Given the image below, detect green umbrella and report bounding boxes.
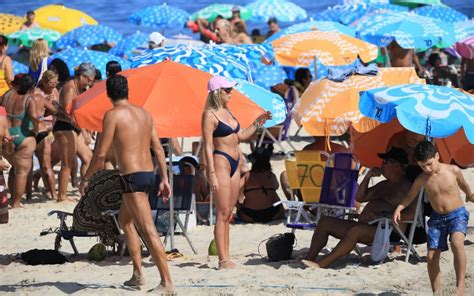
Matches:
[8,28,62,47]
[390,0,442,8]
[191,3,252,22]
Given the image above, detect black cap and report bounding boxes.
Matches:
[377,147,408,164]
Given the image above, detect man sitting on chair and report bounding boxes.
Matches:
[302,147,416,268]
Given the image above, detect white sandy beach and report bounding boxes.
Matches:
[0,127,473,296]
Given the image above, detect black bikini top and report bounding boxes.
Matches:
[212,111,240,138]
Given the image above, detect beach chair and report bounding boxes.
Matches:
[150,172,198,254]
[276,152,359,233]
[256,111,296,154]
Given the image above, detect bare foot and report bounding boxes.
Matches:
[218,259,237,270]
[148,282,174,294]
[123,273,145,288]
[301,259,321,269]
[11,202,24,209]
[57,196,76,203]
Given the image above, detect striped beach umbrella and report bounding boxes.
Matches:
[129,4,189,29]
[34,4,98,34]
[314,3,408,25]
[191,4,252,22]
[50,48,130,78]
[359,84,474,143]
[455,37,474,59]
[0,13,23,35]
[109,32,148,58]
[208,44,271,69]
[271,30,378,67]
[265,21,356,44]
[356,11,455,49]
[412,5,468,23]
[131,44,250,80]
[7,28,62,47]
[246,0,307,23]
[55,25,122,49]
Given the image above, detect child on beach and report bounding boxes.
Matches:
[393,141,474,295]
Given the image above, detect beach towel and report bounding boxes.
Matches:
[371,219,392,262]
[328,63,379,82]
[20,249,68,265]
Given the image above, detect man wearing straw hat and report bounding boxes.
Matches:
[80,75,173,292]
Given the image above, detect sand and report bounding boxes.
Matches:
[0,128,473,295]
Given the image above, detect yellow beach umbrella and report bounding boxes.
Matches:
[271,30,378,66]
[293,67,425,136]
[34,4,98,34]
[0,13,23,35]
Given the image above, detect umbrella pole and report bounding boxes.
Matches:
[384,47,391,67]
[168,140,175,250]
[313,57,317,80]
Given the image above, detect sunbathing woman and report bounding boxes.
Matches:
[1,74,39,208]
[54,63,94,202]
[202,76,271,269]
[237,145,284,223]
[32,70,59,199]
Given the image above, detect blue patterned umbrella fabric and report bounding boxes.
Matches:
[265,21,356,43]
[231,79,287,127]
[454,20,474,42]
[359,84,474,143]
[109,32,148,58]
[246,0,307,23]
[412,5,468,24]
[251,64,287,90]
[129,4,189,29]
[130,44,250,80]
[356,11,455,49]
[12,60,28,75]
[50,48,130,78]
[55,25,123,49]
[314,3,408,25]
[208,44,271,69]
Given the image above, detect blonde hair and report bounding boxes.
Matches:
[29,39,50,72]
[204,90,226,111]
[39,70,58,87]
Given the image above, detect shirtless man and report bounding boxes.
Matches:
[20,11,39,31]
[387,41,424,72]
[393,141,473,295]
[79,75,173,292]
[215,19,252,45]
[302,147,416,268]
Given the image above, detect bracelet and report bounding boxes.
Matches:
[253,120,263,129]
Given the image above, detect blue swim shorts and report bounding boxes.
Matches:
[427,206,470,251]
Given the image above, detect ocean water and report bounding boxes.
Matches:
[1,0,473,37]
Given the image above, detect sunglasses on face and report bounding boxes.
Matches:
[382,159,396,165]
[222,87,233,94]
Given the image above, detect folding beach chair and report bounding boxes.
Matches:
[150,171,198,254]
[256,110,296,154]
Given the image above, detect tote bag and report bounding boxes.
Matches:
[371,219,393,262]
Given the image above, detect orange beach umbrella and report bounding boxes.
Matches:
[271,30,379,67]
[293,67,425,136]
[73,61,264,138]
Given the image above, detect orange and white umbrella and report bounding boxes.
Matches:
[271,30,378,67]
[293,67,425,136]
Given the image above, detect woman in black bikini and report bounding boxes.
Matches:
[54,63,94,202]
[33,70,59,199]
[237,145,284,223]
[201,76,271,269]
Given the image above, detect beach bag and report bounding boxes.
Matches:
[264,232,296,262]
[371,219,393,262]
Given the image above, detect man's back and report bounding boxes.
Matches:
[108,103,154,174]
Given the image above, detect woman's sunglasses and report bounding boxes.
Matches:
[222,87,233,94]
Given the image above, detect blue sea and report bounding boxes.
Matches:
[1,0,473,37]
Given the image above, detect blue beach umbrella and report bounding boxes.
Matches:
[246,0,307,23]
[55,25,123,49]
[265,21,356,44]
[12,60,28,75]
[251,64,287,90]
[315,3,408,25]
[130,45,250,80]
[454,20,474,42]
[109,32,148,58]
[208,44,271,69]
[412,5,468,24]
[51,48,130,78]
[129,4,189,29]
[356,11,455,49]
[359,84,474,143]
[232,79,287,127]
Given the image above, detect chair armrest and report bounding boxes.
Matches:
[48,210,73,216]
[101,210,120,216]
